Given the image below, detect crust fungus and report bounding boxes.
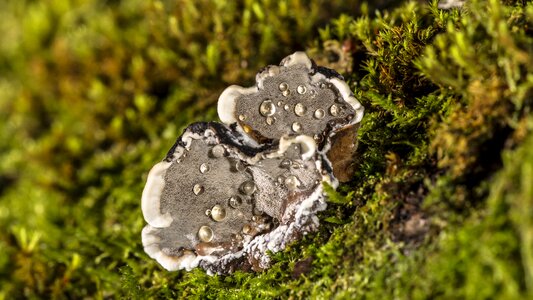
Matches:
[141,52,364,274]
[218,52,364,181]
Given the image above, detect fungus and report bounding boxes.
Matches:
[141,52,364,274]
[217,52,364,181]
[142,122,335,274]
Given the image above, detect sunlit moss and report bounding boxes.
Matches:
[0,0,532,298]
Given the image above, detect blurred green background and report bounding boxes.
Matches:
[0,0,532,298]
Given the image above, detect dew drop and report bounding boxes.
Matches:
[284,175,301,190]
[294,103,307,116]
[314,108,325,119]
[292,122,302,133]
[242,224,252,235]
[199,163,210,174]
[277,175,285,184]
[329,104,339,116]
[193,184,204,195]
[284,104,290,111]
[279,82,289,91]
[282,90,290,97]
[320,83,327,89]
[280,158,292,169]
[205,209,211,217]
[198,226,213,242]
[238,114,247,121]
[211,205,226,222]
[231,160,245,172]
[277,101,283,107]
[240,181,256,195]
[297,85,307,94]
[259,100,276,117]
[229,196,243,208]
[211,145,226,158]
[266,116,276,125]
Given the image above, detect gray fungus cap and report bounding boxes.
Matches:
[218,52,364,181]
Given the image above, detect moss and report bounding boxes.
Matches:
[1,0,532,298]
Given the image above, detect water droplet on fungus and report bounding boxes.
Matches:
[260,100,276,117]
[198,226,213,242]
[193,184,204,195]
[294,103,307,116]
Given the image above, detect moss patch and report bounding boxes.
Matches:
[0,0,532,298]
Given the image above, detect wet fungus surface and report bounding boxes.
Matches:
[141,52,364,274]
[221,54,362,142]
[218,52,364,181]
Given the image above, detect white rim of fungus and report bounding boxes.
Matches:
[256,65,281,89]
[142,225,217,271]
[276,135,317,161]
[280,51,313,69]
[141,161,174,228]
[217,85,258,124]
[328,77,364,124]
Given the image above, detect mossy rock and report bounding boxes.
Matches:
[0,0,532,298]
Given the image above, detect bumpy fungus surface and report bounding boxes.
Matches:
[141,52,363,274]
[218,52,364,181]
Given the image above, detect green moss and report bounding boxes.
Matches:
[1,0,532,298]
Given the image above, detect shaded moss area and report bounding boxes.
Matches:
[0,0,532,298]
